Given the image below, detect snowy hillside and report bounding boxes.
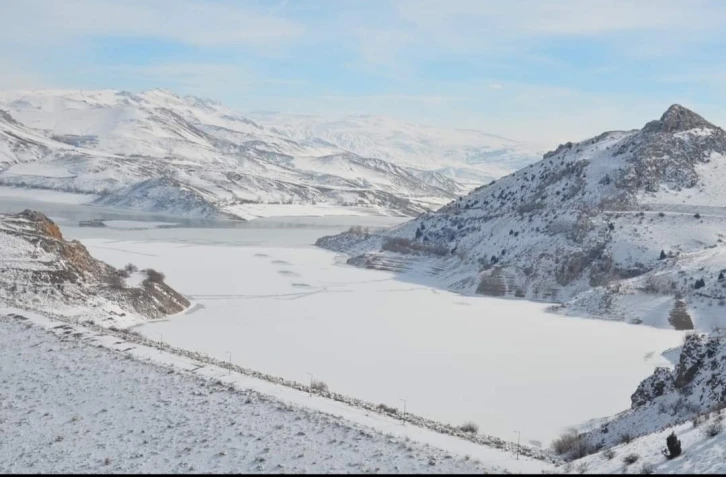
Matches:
[543,330,726,474]
[249,111,543,186]
[0,210,189,325]
[317,105,726,331]
[0,88,522,219]
[0,313,547,474]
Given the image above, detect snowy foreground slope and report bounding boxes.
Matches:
[0,312,550,473]
[318,104,726,331]
[544,331,726,473]
[0,89,537,219]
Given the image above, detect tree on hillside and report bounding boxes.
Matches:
[695,278,706,290]
[662,432,682,459]
[659,250,667,260]
[719,271,725,282]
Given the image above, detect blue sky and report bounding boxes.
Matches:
[1,0,725,146]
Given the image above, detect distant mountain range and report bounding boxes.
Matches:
[0,89,541,219]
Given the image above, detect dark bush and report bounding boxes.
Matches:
[124,263,138,273]
[376,403,398,415]
[551,429,594,459]
[661,432,681,459]
[705,422,722,438]
[143,268,165,285]
[459,422,479,434]
[623,453,639,465]
[310,379,328,393]
[107,274,125,290]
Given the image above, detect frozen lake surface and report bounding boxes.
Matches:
[52,215,685,447]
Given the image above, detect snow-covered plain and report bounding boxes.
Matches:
[66,220,685,447]
[0,314,534,474]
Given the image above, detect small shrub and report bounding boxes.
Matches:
[694,212,701,219]
[124,263,138,273]
[143,268,165,285]
[692,415,702,428]
[552,429,580,455]
[640,462,654,474]
[459,421,479,434]
[107,274,125,290]
[619,433,632,444]
[348,225,370,236]
[552,429,594,459]
[376,403,398,415]
[705,421,722,438]
[602,448,616,460]
[310,379,328,393]
[623,453,639,465]
[576,462,589,474]
[116,268,131,278]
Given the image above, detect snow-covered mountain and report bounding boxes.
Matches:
[0,89,534,220]
[248,111,543,186]
[317,104,726,330]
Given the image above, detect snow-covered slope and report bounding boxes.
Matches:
[546,331,726,474]
[0,89,502,219]
[0,314,544,474]
[248,111,543,185]
[317,105,726,331]
[0,210,189,325]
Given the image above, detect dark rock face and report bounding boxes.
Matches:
[0,210,189,321]
[631,367,674,408]
[643,104,719,134]
[631,333,726,409]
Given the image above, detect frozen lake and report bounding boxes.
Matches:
[38,211,684,448]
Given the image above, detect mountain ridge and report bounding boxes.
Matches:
[0,88,541,220]
[317,104,726,331]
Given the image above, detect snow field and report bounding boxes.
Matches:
[79,232,684,446]
[0,312,548,473]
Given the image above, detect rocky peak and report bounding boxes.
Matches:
[643,104,718,134]
[0,109,20,126]
[17,209,63,240]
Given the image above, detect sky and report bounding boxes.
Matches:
[1,0,725,146]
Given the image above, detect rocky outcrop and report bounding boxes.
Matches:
[643,104,719,134]
[0,210,189,324]
[627,332,719,410]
